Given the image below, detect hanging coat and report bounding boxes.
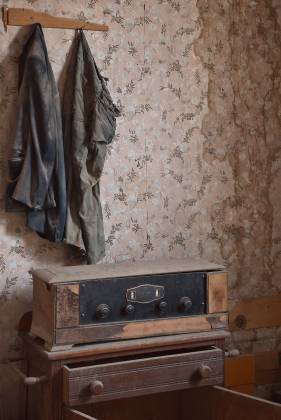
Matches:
[6,24,66,242]
[62,31,120,263]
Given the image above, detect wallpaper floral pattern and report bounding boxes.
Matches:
[0,0,281,394]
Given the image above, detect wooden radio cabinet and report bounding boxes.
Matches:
[30,258,228,350]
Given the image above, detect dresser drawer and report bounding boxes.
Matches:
[63,346,223,406]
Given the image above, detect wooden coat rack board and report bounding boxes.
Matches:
[2,7,109,32]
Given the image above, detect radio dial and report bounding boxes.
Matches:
[157,301,168,312]
[95,304,111,319]
[124,304,135,315]
[179,296,192,312]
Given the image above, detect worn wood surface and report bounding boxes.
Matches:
[65,386,281,420]
[182,386,281,420]
[23,334,281,420]
[76,391,182,420]
[0,361,27,420]
[229,384,256,395]
[229,294,281,330]
[224,355,255,387]
[32,258,224,284]
[31,259,227,347]
[224,351,281,391]
[63,347,223,406]
[64,407,97,420]
[31,278,55,345]
[24,330,229,361]
[26,346,62,420]
[55,314,228,346]
[3,7,108,31]
[56,285,79,328]
[208,272,228,313]
[255,351,281,385]
[23,332,228,420]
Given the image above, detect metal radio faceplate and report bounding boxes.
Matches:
[79,272,207,325]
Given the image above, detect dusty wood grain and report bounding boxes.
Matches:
[63,347,223,405]
[224,354,255,387]
[229,384,256,395]
[55,314,228,346]
[255,351,281,385]
[225,352,281,388]
[0,362,27,420]
[32,258,224,284]
[255,350,280,371]
[78,391,182,420]
[56,284,79,328]
[229,294,281,330]
[32,259,227,347]
[24,330,229,361]
[23,332,228,420]
[208,272,228,313]
[181,386,281,420]
[26,347,62,420]
[5,8,108,31]
[64,407,97,420]
[31,278,55,345]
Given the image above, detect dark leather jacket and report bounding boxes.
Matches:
[6,24,66,242]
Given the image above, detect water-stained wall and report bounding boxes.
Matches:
[196,0,281,355]
[0,0,281,413]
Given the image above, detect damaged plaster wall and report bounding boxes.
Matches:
[196,0,281,355]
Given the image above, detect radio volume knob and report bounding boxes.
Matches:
[124,304,135,315]
[157,301,168,312]
[179,296,192,312]
[95,304,111,319]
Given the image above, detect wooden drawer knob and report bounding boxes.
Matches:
[89,380,104,395]
[198,364,212,379]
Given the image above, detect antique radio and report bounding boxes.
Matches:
[31,258,228,350]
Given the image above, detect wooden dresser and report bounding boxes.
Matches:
[21,330,281,420]
[15,259,281,419]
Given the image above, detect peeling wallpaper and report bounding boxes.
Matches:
[196,0,281,354]
[0,0,281,367]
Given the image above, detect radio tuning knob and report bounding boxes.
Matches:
[157,301,168,312]
[124,304,135,315]
[179,296,192,312]
[95,304,111,319]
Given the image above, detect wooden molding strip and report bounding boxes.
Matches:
[2,7,108,32]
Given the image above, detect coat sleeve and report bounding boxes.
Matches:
[8,26,57,211]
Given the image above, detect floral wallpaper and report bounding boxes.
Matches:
[0,0,281,409]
